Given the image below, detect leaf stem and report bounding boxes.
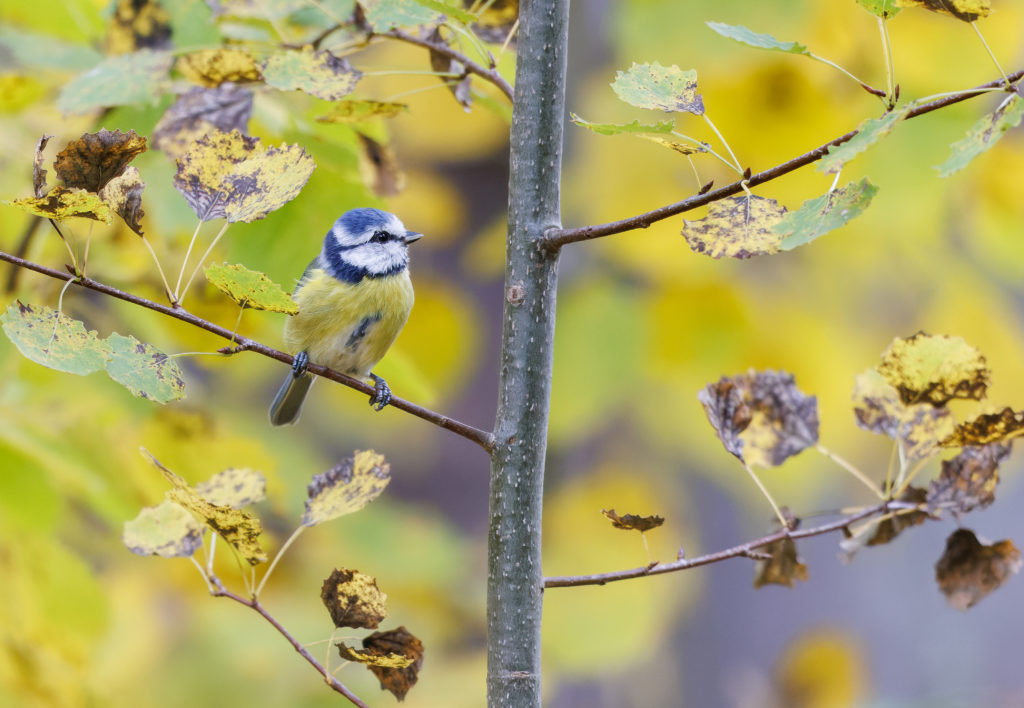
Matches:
[180,222,231,303]
[971,22,1010,88]
[701,114,742,173]
[878,17,896,106]
[255,525,306,598]
[742,462,789,528]
[141,236,177,304]
[816,444,885,499]
[175,220,204,301]
[808,51,884,101]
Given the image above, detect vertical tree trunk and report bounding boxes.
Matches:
[487,0,571,705]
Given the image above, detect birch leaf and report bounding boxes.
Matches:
[877,333,988,407]
[936,529,1020,610]
[302,450,391,526]
[321,568,387,629]
[123,500,203,558]
[0,302,110,375]
[176,48,262,87]
[683,195,788,259]
[819,106,911,174]
[204,262,298,313]
[774,178,878,251]
[611,62,704,115]
[57,49,172,115]
[104,333,185,403]
[262,47,362,100]
[705,22,810,55]
[937,94,1024,177]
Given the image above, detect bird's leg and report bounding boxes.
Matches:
[368,373,392,411]
[291,350,309,378]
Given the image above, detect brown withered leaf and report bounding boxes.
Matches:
[867,486,929,546]
[106,0,172,55]
[469,0,518,44]
[699,371,819,468]
[697,378,751,459]
[935,528,1020,610]
[356,132,405,197]
[897,0,990,21]
[942,407,1024,447]
[754,536,808,589]
[362,626,424,701]
[927,444,1010,514]
[34,134,53,198]
[336,642,415,668]
[55,129,148,193]
[428,28,471,112]
[601,508,664,532]
[320,568,387,629]
[152,84,254,161]
[682,195,789,259]
[99,165,146,235]
[177,48,262,87]
[876,333,989,407]
[852,369,955,461]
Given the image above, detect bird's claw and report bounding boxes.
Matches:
[291,350,309,377]
[369,374,391,411]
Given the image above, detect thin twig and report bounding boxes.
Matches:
[544,502,890,588]
[0,250,497,452]
[545,68,1024,248]
[380,27,514,100]
[211,584,369,708]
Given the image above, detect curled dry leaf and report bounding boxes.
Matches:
[935,528,1020,610]
[601,508,664,532]
[942,407,1024,447]
[428,28,471,112]
[55,129,148,193]
[33,134,52,197]
[927,444,1010,515]
[877,332,988,407]
[357,132,405,197]
[699,370,819,468]
[682,195,788,259]
[840,487,929,561]
[321,568,387,629]
[361,626,424,701]
[99,165,146,235]
[335,642,414,668]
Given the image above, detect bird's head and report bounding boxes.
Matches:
[321,208,422,283]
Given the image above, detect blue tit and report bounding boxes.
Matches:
[269,208,421,426]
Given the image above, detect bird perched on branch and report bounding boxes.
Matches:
[269,208,421,426]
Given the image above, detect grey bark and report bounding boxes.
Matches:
[487,0,571,705]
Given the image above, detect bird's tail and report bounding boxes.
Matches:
[269,371,314,426]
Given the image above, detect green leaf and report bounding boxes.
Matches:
[104,333,185,403]
[818,106,911,174]
[570,113,675,136]
[0,302,110,375]
[856,0,903,18]
[262,47,362,101]
[774,178,878,250]
[303,450,391,526]
[0,28,104,71]
[123,499,204,558]
[611,62,704,115]
[204,262,299,313]
[362,0,443,30]
[705,22,810,55]
[56,49,172,115]
[317,100,409,123]
[195,468,267,508]
[414,0,475,24]
[937,93,1024,177]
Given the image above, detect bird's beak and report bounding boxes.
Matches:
[404,230,423,244]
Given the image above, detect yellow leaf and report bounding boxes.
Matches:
[4,186,112,223]
[876,332,988,407]
[177,48,262,88]
[601,508,665,532]
[302,450,391,526]
[897,0,990,21]
[682,195,788,259]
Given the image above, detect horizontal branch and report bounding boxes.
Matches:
[543,501,891,588]
[213,585,369,708]
[0,249,496,452]
[546,69,1024,248]
[381,28,514,101]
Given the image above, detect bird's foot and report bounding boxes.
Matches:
[291,350,309,378]
[369,373,392,411]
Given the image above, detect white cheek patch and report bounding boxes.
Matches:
[342,241,408,275]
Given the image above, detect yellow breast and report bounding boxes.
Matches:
[283,268,415,377]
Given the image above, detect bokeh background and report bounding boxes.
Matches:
[1,0,1023,706]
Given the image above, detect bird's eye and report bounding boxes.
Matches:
[370,230,390,243]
